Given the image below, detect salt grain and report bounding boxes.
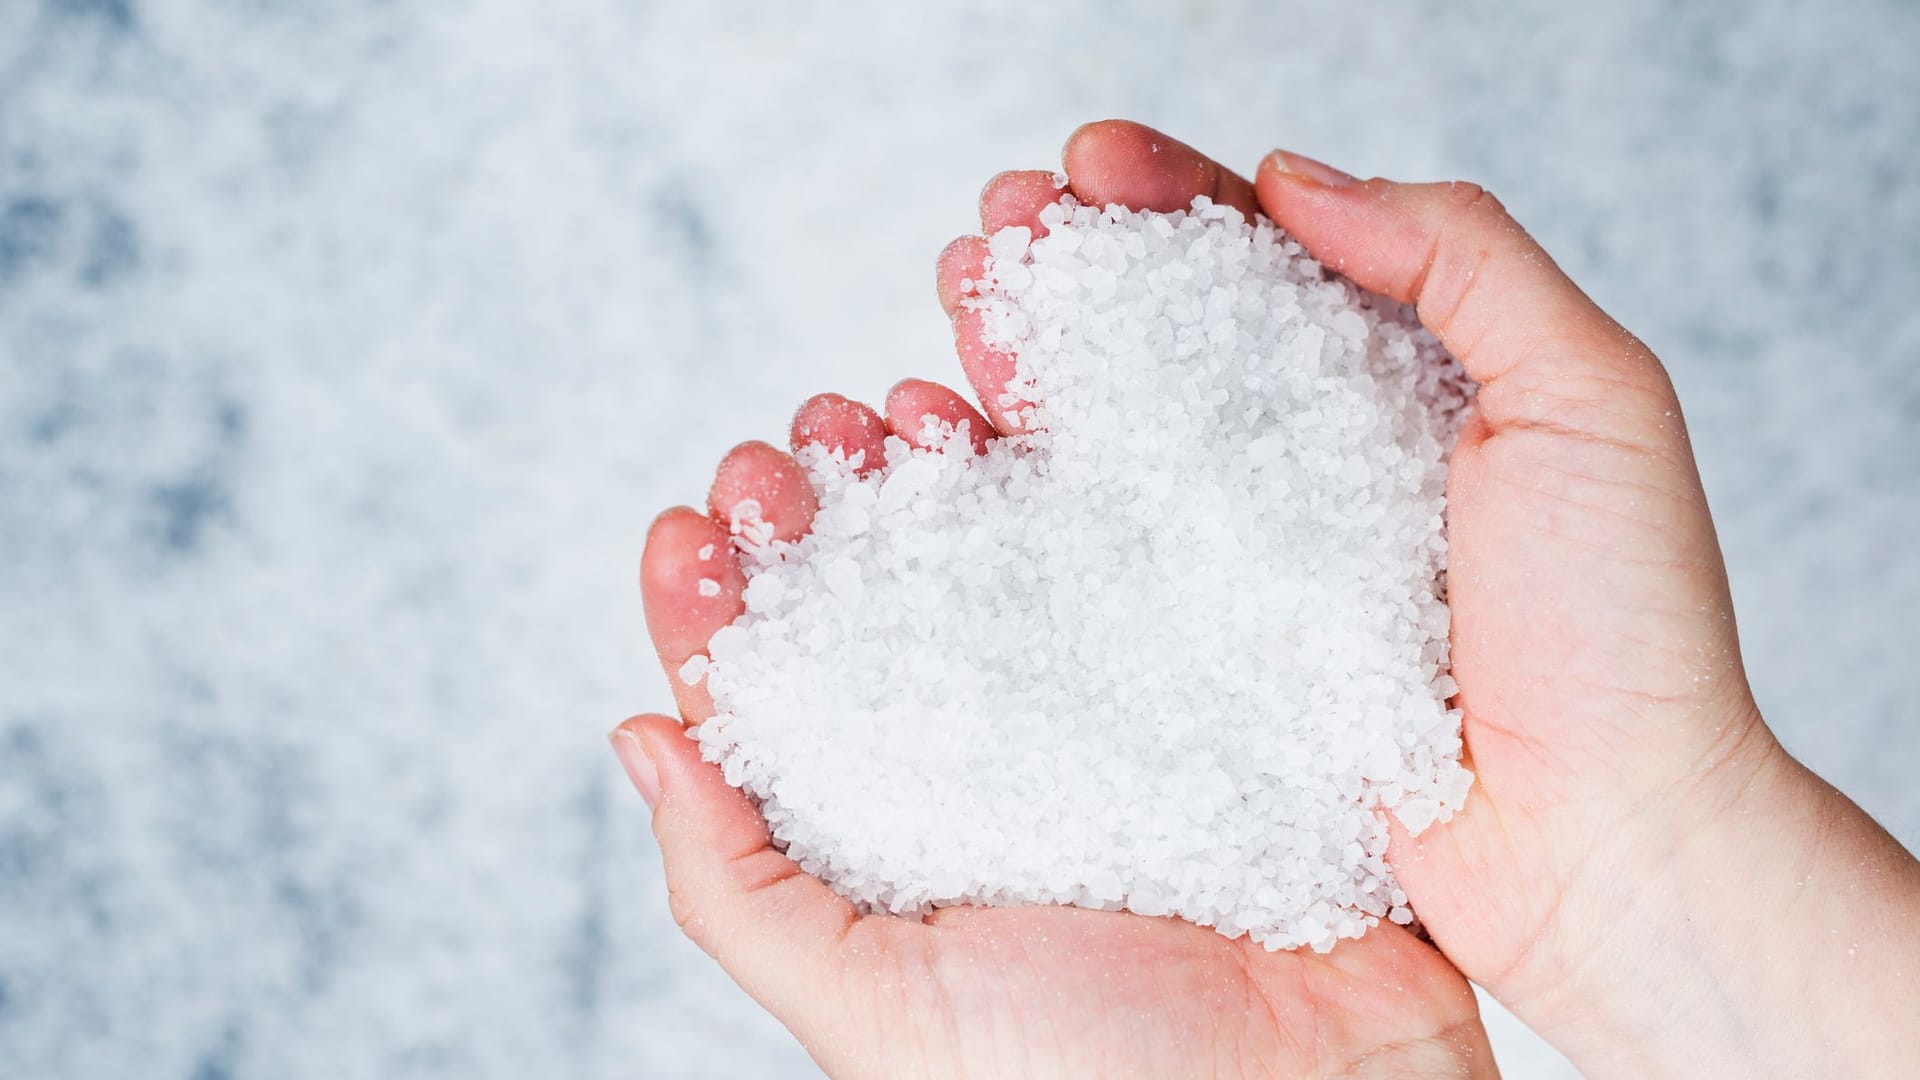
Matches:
[695,196,1475,952]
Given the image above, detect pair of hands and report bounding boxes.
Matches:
[614,121,1920,1078]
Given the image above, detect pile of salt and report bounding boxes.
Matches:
[686,195,1474,952]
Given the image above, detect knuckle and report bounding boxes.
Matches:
[666,883,715,954]
[1438,180,1504,223]
[1413,182,1518,340]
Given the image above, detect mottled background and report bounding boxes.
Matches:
[2,1,1915,1076]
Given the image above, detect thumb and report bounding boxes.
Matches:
[1254,152,1681,448]
[610,715,860,1026]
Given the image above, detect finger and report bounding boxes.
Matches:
[884,378,993,454]
[1252,151,1679,441]
[950,309,1028,435]
[935,234,987,317]
[640,507,743,722]
[938,167,1065,318]
[790,392,889,475]
[611,714,860,1027]
[935,237,1033,435]
[938,168,1065,318]
[1062,119,1258,218]
[941,165,1084,435]
[706,440,818,544]
[979,168,1065,236]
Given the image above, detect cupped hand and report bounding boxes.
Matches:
[617,121,1920,1079]
[930,122,1920,1078]
[615,140,1497,1077]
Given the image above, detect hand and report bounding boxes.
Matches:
[617,120,1920,1078]
[951,122,1920,1076]
[615,129,1501,1078]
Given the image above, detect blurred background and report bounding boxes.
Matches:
[2,1,1915,1076]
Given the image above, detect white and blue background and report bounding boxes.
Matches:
[2,1,1915,1076]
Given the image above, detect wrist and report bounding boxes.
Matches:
[1515,728,1920,1077]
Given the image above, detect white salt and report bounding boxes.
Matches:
[695,196,1475,952]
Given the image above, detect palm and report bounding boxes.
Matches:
[817,905,1482,1078]
[1387,388,1768,1000]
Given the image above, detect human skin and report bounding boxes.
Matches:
[614,120,1920,1078]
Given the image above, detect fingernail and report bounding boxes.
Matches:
[609,727,660,809]
[1266,149,1358,188]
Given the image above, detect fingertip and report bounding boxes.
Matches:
[1257,148,1361,191]
[1253,149,1297,192]
[628,707,683,736]
[885,377,993,454]
[790,392,889,475]
[1253,150,1365,237]
[708,440,819,543]
[978,169,1066,236]
[628,712,748,822]
[610,714,675,808]
[623,712,698,789]
[1062,118,1257,218]
[936,235,989,315]
[644,502,694,547]
[641,506,740,599]
[1062,118,1134,165]
[1061,118,1152,207]
[640,508,743,722]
